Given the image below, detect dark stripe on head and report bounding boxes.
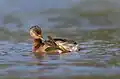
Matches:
[29,25,42,35]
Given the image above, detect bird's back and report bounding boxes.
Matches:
[45,38,80,52]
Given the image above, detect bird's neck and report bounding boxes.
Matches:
[32,39,43,52]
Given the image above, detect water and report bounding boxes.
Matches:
[0,0,120,79]
[0,28,120,79]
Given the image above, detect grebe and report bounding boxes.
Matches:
[29,25,80,56]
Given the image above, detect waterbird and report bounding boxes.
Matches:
[29,25,80,56]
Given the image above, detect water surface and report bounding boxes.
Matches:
[0,0,120,79]
[0,28,120,79]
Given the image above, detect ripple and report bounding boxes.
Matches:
[0,38,120,78]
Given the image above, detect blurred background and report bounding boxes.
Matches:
[0,0,120,42]
[0,0,120,79]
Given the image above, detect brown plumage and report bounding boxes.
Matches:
[29,25,80,56]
